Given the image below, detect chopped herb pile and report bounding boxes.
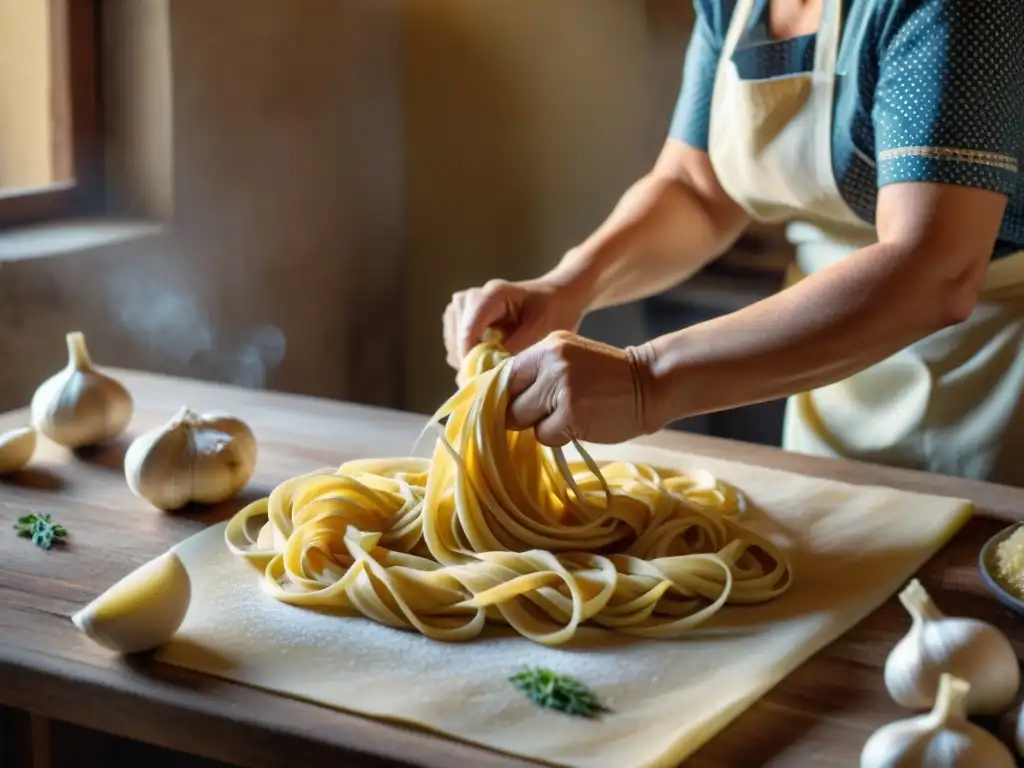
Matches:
[509,666,608,718]
[14,513,68,550]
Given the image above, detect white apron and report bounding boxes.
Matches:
[706,0,1024,486]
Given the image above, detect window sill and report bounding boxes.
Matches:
[0,217,164,262]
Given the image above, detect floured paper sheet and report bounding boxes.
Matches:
[156,442,972,768]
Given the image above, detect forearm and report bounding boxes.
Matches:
[641,240,977,427]
[544,172,747,312]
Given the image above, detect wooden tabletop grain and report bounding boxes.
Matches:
[2,369,1024,768]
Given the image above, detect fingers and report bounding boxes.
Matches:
[442,298,461,370]
[443,304,454,368]
[507,377,574,447]
[443,280,517,371]
[532,412,574,447]
[507,380,556,434]
[512,378,574,447]
[506,340,547,397]
[507,346,551,424]
[506,339,575,447]
[500,323,537,357]
[459,280,511,358]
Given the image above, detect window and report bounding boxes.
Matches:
[0,0,102,229]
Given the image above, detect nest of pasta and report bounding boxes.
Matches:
[225,333,793,645]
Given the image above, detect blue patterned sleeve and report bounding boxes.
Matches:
[873,0,1024,196]
[667,0,726,152]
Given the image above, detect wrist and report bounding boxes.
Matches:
[542,246,605,314]
[624,340,670,435]
[626,331,695,434]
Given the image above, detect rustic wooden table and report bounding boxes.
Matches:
[2,370,1024,768]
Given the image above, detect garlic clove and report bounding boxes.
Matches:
[30,331,133,448]
[125,421,195,511]
[862,674,1016,767]
[188,413,257,504]
[71,551,191,654]
[0,426,37,475]
[884,579,1020,715]
[124,406,258,511]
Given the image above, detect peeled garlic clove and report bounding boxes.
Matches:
[861,674,1015,767]
[71,551,191,654]
[124,406,258,511]
[884,579,1019,715]
[31,331,133,448]
[0,426,37,475]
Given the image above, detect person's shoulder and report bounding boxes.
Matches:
[869,0,1024,46]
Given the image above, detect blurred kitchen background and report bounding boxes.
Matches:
[0,0,793,447]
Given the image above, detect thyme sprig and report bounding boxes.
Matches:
[509,666,609,718]
[14,513,68,550]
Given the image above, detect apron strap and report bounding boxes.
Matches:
[813,0,843,78]
[721,0,757,62]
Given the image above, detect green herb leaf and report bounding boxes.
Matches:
[14,513,68,551]
[509,666,608,718]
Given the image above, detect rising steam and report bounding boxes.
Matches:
[105,262,286,389]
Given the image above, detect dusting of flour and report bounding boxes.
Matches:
[157,442,972,768]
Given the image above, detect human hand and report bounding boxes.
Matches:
[442,278,587,370]
[505,331,660,447]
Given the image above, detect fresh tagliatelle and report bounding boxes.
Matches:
[224,332,793,646]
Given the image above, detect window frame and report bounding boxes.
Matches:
[0,0,103,230]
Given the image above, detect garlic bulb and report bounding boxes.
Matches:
[861,674,1015,767]
[0,426,36,475]
[884,579,1019,715]
[30,331,133,448]
[124,406,257,511]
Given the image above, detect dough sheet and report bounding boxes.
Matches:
[156,441,972,767]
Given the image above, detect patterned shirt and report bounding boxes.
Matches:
[669,0,1024,257]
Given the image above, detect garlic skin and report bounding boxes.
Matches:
[884,579,1019,715]
[861,674,1015,767]
[30,331,133,448]
[71,551,191,654]
[124,406,257,511]
[0,427,37,475]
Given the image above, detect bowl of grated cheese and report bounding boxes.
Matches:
[979,523,1024,617]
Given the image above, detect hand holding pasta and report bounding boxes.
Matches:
[225,331,793,646]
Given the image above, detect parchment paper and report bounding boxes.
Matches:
[155,442,972,767]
